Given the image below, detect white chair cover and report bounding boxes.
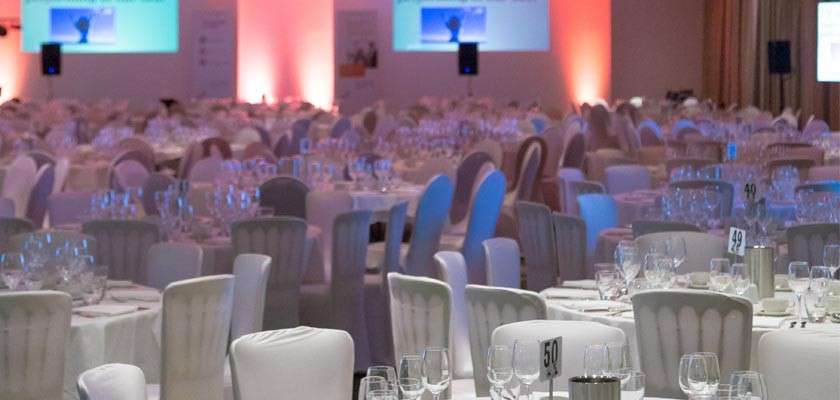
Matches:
[82,220,161,284]
[604,165,652,195]
[26,164,55,228]
[388,272,451,365]
[515,201,559,291]
[158,276,235,400]
[47,191,93,227]
[230,327,354,400]
[635,231,726,273]
[460,170,506,284]
[758,329,840,400]
[492,320,626,392]
[258,176,309,219]
[482,238,520,288]
[230,254,271,342]
[77,363,147,400]
[0,291,71,400]
[632,290,753,398]
[405,175,454,277]
[1,155,37,218]
[553,213,588,281]
[189,157,224,184]
[557,168,585,214]
[465,285,546,396]
[434,251,472,379]
[450,151,495,227]
[53,157,70,193]
[305,190,353,282]
[786,223,840,267]
[145,242,204,291]
[577,194,618,261]
[0,198,14,218]
[231,217,309,330]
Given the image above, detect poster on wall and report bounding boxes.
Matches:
[192,9,235,99]
[335,10,379,115]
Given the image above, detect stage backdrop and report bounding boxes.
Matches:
[335,10,379,114]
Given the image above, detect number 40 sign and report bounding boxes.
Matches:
[539,336,562,382]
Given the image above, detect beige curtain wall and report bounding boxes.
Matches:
[704,0,839,129]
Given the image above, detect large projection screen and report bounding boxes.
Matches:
[818,1,840,82]
[21,0,179,53]
[393,0,549,52]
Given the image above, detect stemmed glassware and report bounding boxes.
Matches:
[709,258,733,293]
[513,340,540,400]
[583,344,609,376]
[667,237,687,271]
[595,269,621,301]
[788,261,811,322]
[486,345,514,400]
[823,244,840,279]
[679,352,720,398]
[810,266,832,318]
[615,241,642,290]
[398,354,425,400]
[730,263,751,297]
[621,371,646,400]
[422,347,450,400]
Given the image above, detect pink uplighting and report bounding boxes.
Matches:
[551,0,612,105]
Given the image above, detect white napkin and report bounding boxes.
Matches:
[110,289,161,302]
[74,304,139,318]
[753,316,786,329]
[542,288,600,300]
[561,280,597,290]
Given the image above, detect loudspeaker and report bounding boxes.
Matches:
[41,43,61,76]
[458,43,478,76]
[767,40,791,74]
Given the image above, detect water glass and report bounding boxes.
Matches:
[513,340,540,400]
[789,261,811,322]
[367,365,397,391]
[678,352,720,397]
[620,371,645,400]
[366,389,398,400]
[615,241,641,287]
[667,237,687,271]
[422,347,450,400]
[398,378,424,400]
[731,263,751,297]
[823,244,840,278]
[358,376,388,400]
[583,344,609,376]
[729,371,768,400]
[596,269,621,301]
[1,252,26,291]
[486,345,514,399]
[709,258,733,293]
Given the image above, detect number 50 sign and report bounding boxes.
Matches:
[539,337,562,382]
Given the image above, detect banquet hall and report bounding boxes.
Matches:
[0,0,839,399]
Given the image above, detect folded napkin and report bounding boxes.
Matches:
[542,288,600,300]
[107,280,135,288]
[561,280,597,290]
[74,304,139,318]
[753,316,786,329]
[110,289,161,303]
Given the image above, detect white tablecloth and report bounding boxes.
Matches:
[0,160,110,191]
[64,285,162,400]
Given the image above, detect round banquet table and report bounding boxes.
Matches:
[541,287,840,371]
[63,284,162,400]
[460,394,674,400]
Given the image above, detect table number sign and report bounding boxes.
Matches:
[728,227,747,257]
[744,182,758,201]
[539,336,562,399]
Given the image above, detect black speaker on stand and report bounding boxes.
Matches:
[41,43,61,100]
[458,42,478,97]
[767,40,791,112]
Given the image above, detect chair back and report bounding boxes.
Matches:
[387,272,451,366]
[305,190,353,282]
[200,137,233,159]
[638,119,664,146]
[786,223,840,266]
[492,320,625,392]
[0,217,36,253]
[47,191,93,227]
[553,213,588,282]
[145,242,204,291]
[541,125,566,178]
[405,175,454,277]
[330,210,372,371]
[241,142,276,163]
[450,151,494,226]
[380,201,408,282]
[757,329,840,400]
[472,139,503,168]
[795,180,840,194]
[77,364,147,400]
[1,155,37,218]
[461,170,506,284]
[604,165,651,195]
[632,290,753,398]
[577,194,618,258]
[670,179,735,218]
[635,231,726,273]
[482,238,520,288]
[82,220,161,284]
[259,176,310,219]
[515,201,559,291]
[666,158,716,176]
[0,198,14,218]
[231,217,309,329]
[568,180,606,214]
[188,157,224,184]
[465,285,546,396]
[272,135,292,158]
[0,291,71,400]
[512,139,544,202]
[632,220,702,238]
[117,137,156,167]
[434,251,472,379]
[161,276,235,400]
[560,132,586,169]
[231,254,272,341]
[111,149,155,173]
[112,160,150,191]
[141,174,176,216]
[26,164,55,227]
[26,150,56,169]
[331,117,352,138]
[230,327,354,400]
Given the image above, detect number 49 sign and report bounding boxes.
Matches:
[539,336,562,382]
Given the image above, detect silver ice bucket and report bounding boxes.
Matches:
[568,376,620,400]
[746,245,775,299]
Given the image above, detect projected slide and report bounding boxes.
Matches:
[394,0,549,52]
[22,0,178,53]
[818,2,840,82]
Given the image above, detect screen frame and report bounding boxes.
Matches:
[817,1,840,82]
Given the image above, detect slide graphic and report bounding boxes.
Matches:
[421,7,486,44]
[50,8,116,45]
[818,2,840,82]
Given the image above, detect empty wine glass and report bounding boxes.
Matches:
[605,342,633,382]
[596,269,621,301]
[729,370,768,400]
[621,371,646,400]
[811,266,832,309]
[1,252,25,291]
[367,365,397,391]
[367,389,398,400]
[583,344,609,377]
[358,376,388,400]
[731,263,751,297]
[823,244,840,279]
[678,352,720,398]
[486,345,514,399]
[789,261,811,322]
[709,258,733,293]
[615,241,642,288]
[422,347,450,400]
[513,340,540,400]
[667,237,687,271]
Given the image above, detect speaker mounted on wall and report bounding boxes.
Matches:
[458,42,479,76]
[41,43,61,76]
[767,40,791,75]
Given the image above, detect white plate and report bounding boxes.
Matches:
[756,310,790,317]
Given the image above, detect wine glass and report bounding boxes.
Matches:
[667,237,687,271]
[621,371,646,400]
[605,342,632,382]
[788,261,811,322]
[709,258,732,293]
[358,376,388,400]
[486,345,514,399]
[729,370,768,400]
[731,263,751,297]
[398,354,425,400]
[1,252,26,291]
[643,253,666,288]
[367,390,398,400]
[596,269,620,301]
[422,347,450,400]
[678,352,720,398]
[810,266,832,316]
[513,340,540,400]
[823,244,840,279]
[367,365,397,391]
[583,344,609,376]
[615,241,641,288]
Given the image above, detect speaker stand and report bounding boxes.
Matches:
[45,76,55,101]
[775,73,788,113]
[466,76,474,98]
